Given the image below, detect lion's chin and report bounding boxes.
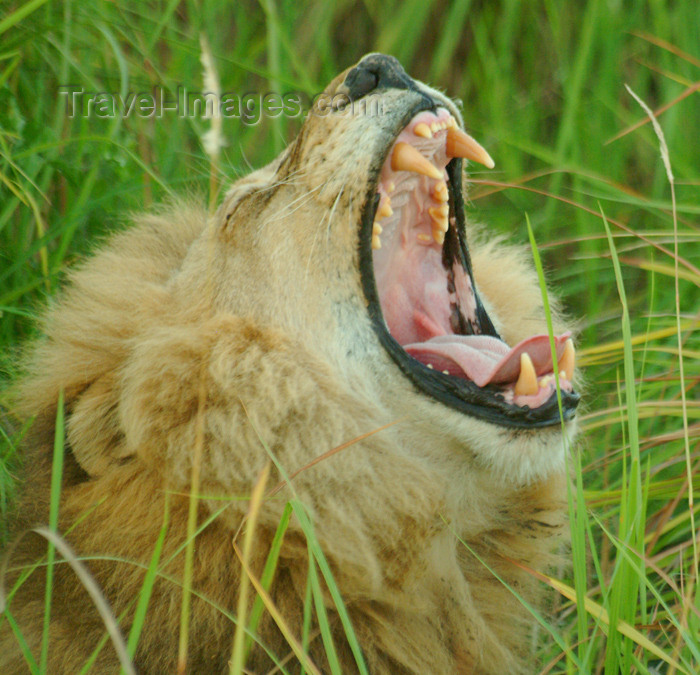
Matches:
[360,105,580,430]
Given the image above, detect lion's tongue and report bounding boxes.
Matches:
[404,332,571,386]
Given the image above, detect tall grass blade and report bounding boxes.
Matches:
[40,390,65,672]
[230,462,271,674]
[121,494,171,673]
[244,501,293,662]
[601,204,645,674]
[232,541,322,675]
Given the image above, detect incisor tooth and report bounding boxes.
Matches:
[377,199,393,219]
[445,127,495,169]
[391,143,443,179]
[514,353,538,396]
[371,234,381,250]
[417,233,432,242]
[414,122,432,138]
[373,222,383,236]
[430,122,439,133]
[559,338,575,382]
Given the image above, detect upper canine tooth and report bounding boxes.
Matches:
[559,339,575,382]
[414,122,432,138]
[391,142,443,180]
[514,353,538,396]
[445,127,495,169]
[377,199,393,219]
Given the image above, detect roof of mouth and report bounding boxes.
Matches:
[366,108,578,415]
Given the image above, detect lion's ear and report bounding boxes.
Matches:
[67,372,134,476]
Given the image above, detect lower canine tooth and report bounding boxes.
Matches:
[391,142,443,179]
[445,127,495,169]
[371,234,381,249]
[514,353,538,396]
[559,338,575,382]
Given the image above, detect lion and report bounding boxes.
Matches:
[0,53,579,674]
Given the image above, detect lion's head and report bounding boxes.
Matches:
[178,53,580,483]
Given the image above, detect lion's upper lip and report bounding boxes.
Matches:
[359,103,580,427]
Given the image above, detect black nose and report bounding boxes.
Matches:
[342,53,419,101]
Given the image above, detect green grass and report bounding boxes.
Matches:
[1,0,699,673]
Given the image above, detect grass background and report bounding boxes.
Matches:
[0,0,698,673]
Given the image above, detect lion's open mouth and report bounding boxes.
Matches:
[360,106,580,427]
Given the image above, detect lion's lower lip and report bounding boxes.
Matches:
[359,104,580,427]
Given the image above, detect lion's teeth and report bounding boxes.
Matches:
[431,226,446,245]
[377,198,393,219]
[371,233,382,249]
[413,122,432,139]
[391,142,443,179]
[417,233,432,243]
[373,222,383,236]
[559,339,575,382]
[445,127,495,169]
[387,181,395,192]
[514,353,538,396]
[429,205,449,233]
[433,181,448,202]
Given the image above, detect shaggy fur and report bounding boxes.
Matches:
[0,57,576,674]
